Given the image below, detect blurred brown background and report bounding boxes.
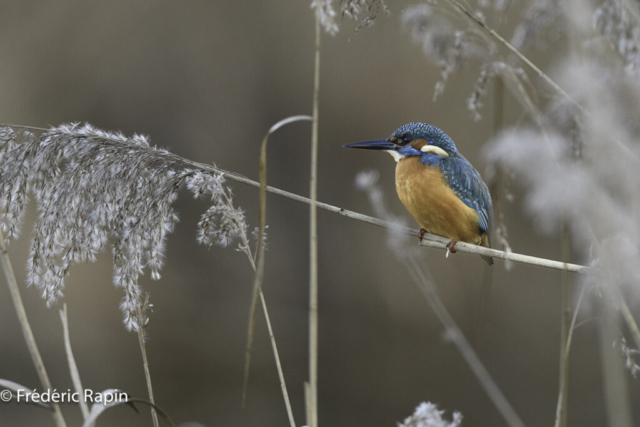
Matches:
[1,1,638,426]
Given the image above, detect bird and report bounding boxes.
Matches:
[345,122,494,265]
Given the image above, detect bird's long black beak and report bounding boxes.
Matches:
[343,139,397,150]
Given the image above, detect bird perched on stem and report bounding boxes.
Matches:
[345,122,494,265]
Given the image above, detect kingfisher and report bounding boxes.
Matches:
[345,122,494,265]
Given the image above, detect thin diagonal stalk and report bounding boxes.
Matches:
[554,284,586,427]
[260,291,296,427]
[308,5,322,427]
[137,299,160,427]
[202,168,590,273]
[59,304,90,421]
[599,289,633,427]
[556,225,571,427]
[620,300,640,351]
[406,255,525,427]
[0,229,67,427]
[241,248,296,427]
[138,333,159,427]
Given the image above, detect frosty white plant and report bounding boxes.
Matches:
[0,123,250,331]
[398,402,462,427]
[594,0,640,72]
[340,0,389,30]
[311,0,388,35]
[510,0,563,50]
[402,0,558,117]
[485,59,640,295]
[312,0,339,35]
[616,337,640,379]
[402,4,490,102]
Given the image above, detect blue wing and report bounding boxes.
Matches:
[439,154,493,242]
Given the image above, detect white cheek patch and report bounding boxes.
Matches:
[386,150,404,162]
[420,145,449,157]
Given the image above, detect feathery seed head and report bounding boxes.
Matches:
[0,123,250,331]
[398,402,463,427]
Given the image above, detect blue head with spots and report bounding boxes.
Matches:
[391,122,457,155]
[344,122,458,164]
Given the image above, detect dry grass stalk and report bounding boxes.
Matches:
[554,285,587,427]
[556,225,571,427]
[137,295,159,427]
[308,3,322,426]
[242,115,311,427]
[0,229,67,427]
[0,122,296,425]
[59,304,90,421]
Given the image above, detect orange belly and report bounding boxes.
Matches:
[395,156,487,246]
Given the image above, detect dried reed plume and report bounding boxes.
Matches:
[402,4,491,102]
[312,0,388,35]
[401,0,559,117]
[594,0,640,72]
[0,123,250,331]
[398,402,463,427]
[486,46,640,302]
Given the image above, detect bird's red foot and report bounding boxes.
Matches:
[418,228,428,241]
[445,239,458,258]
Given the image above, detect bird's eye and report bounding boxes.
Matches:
[402,136,411,145]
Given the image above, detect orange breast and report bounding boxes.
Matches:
[395,156,485,245]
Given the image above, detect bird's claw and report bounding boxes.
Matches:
[445,239,458,258]
[418,228,428,241]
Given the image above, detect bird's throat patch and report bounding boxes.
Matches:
[386,150,403,162]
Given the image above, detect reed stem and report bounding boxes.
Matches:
[0,230,67,427]
[308,4,322,427]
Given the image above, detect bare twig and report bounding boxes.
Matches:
[0,229,67,427]
[209,166,589,273]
